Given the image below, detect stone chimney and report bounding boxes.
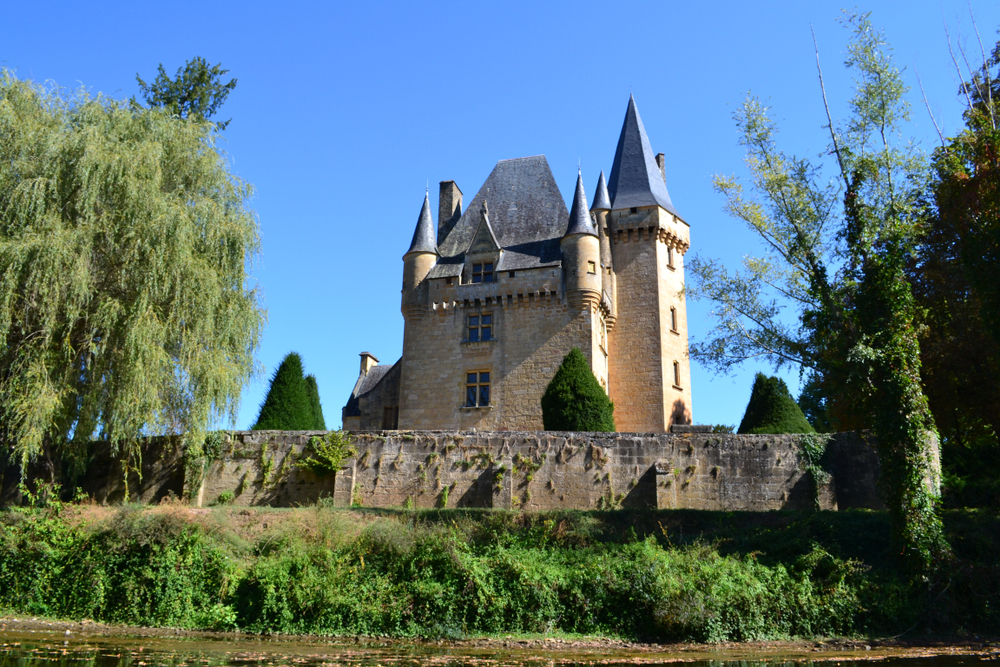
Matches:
[655,153,667,185]
[359,351,379,375]
[438,180,463,244]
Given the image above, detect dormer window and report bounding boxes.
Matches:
[472,262,494,283]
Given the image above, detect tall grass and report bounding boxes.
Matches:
[0,506,996,640]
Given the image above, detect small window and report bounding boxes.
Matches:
[670,307,678,332]
[508,271,516,278]
[382,406,399,430]
[472,262,494,283]
[630,207,638,214]
[445,277,454,285]
[667,246,675,268]
[466,371,490,407]
[673,361,681,388]
[468,313,492,342]
[587,261,596,274]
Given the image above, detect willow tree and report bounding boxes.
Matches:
[688,14,948,569]
[0,71,264,468]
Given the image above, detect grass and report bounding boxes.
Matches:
[0,503,996,641]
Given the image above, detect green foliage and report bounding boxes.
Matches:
[136,56,237,130]
[296,431,356,477]
[1,507,996,640]
[711,424,735,434]
[738,373,814,434]
[304,374,326,430]
[0,70,263,467]
[253,353,314,430]
[541,348,615,432]
[686,13,948,568]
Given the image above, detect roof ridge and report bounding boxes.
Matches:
[607,96,680,217]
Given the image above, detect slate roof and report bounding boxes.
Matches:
[591,170,611,211]
[607,95,680,217]
[428,156,568,279]
[404,192,438,257]
[565,171,597,237]
[342,362,397,418]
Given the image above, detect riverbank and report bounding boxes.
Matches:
[0,504,997,642]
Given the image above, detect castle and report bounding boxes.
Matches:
[343,96,692,433]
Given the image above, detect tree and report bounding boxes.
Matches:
[0,71,263,469]
[136,57,237,129]
[687,13,948,569]
[305,374,326,430]
[252,353,315,431]
[541,348,615,432]
[738,374,814,435]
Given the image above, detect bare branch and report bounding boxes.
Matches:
[969,1,996,129]
[916,69,945,144]
[946,20,975,110]
[813,25,850,189]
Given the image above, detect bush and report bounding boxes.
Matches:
[738,373,815,434]
[252,352,313,430]
[541,348,615,432]
[305,374,326,430]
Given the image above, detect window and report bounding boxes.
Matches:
[466,371,490,407]
[587,261,596,274]
[673,361,681,388]
[382,406,399,430]
[472,262,494,283]
[445,277,454,285]
[630,207,638,214]
[508,271,516,278]
[468,313,492,342]
[667,246,674,268]
[670,307,678,332]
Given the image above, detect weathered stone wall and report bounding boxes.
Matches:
[0,430,885,512]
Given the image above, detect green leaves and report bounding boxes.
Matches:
[136,57,237,130]
[540,348,615,432]
[0,70,264,467]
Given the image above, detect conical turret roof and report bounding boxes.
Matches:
[564,170,597,238]
[591,170,611,211]
[607,95,679,217]
[404,191,438,257]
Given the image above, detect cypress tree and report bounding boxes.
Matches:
[252,353,312,430]
[541,348,615,432]
[737,373,815,434]
[305,374,326,430]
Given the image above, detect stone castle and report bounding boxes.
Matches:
[343,96,692,433]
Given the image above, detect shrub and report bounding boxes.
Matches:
[738,373,814,434]
[541,348,615,432]
[252,352,312,430]
[305,374,326,430]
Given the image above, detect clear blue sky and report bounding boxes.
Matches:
[5,1,999,430]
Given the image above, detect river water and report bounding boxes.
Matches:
[0,628,996,667]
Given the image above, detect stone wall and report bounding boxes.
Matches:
[0,430,886,511]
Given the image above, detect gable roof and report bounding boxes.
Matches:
[342,361,399,418]
[607,95,680,217]
[428,156,568,278]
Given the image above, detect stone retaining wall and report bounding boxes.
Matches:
[1,430,888,511]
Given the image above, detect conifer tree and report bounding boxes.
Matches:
[541,348,615,432]
[305,374,326,430]
[738,373,815,434]
[252,353,312,430]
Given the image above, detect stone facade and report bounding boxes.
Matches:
[344,97,694,433]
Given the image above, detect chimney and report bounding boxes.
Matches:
[438,180,463,244]
[359,351,379,375]
[655,153,667,184]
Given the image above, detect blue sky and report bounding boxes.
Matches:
[5,0,999,429]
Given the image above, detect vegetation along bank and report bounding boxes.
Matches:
[0,504,996,642]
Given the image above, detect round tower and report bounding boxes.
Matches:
[561,171,601,310]
[591,170,616,328]
[402,191,438,319]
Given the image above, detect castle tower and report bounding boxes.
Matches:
[606,96,692,431]
[401,191,438,319]
[591,170,616,329]
[561,171,601,309]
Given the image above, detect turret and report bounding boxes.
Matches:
[591,170,616,328]
[561,171,601,309]
[402,191,438,317]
